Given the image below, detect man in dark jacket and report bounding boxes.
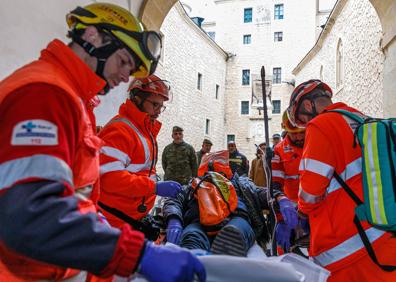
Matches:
[162,126,198,185]
[163,151,297,256]
[228,141,249,176]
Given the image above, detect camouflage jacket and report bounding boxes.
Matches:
[162,141,198,185]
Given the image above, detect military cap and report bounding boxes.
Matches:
[172,126,184,132]
[272,133,281,139]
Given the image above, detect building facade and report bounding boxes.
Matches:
[293,0,385,117]
[200,0,332,160]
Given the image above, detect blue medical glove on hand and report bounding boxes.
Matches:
[275,223,292,251]
[279,198,298,229]
[166,218,183,245]
[139,242,206,282]
[155,181,182,198]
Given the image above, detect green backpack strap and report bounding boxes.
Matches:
[326,109,366,123]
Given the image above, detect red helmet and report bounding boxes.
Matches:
[128,75,171,101]
[287,79,332,128]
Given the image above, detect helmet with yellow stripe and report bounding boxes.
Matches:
[282,110,305,133]
[66,3,161,78]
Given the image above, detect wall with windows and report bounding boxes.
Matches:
[211,0,319,161]
[293,0,384,117]
[150,3,227,173]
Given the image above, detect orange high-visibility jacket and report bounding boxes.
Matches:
[298,102,394,274]
[0,40,144,281]
[98,99,161,228]
[271,136,302,202]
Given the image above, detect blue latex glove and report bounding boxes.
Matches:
[155,181,182,198]
[279,198,298,229]
[275,222,292,251]
[166,218,183,245]
[139,242,206,282]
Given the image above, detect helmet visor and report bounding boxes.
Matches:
[144,31,162,61]
[94,23,162,75]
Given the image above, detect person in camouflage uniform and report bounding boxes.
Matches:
[162,126,198,185]
[196,138,213,166]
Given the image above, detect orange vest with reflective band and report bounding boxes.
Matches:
[271,136,302,202]
[298,103,392,272]
[0,41,104,281]
[97,100,160,228]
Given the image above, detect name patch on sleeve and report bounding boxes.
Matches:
[11,119,58,146]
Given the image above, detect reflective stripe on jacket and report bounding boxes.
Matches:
[98,99,161,227]
[271,136,302,202]
[0,40,144,280]
[298,102,391,272]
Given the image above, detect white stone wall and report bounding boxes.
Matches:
[151,4,227,175]
[0,1,227,177]
[211,0,319,161]
[293,0,384,117]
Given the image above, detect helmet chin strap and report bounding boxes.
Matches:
[69,30,121,94]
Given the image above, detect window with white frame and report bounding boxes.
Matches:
[336,39,344,88]
[197,72,202,90]
[242,69,250,85]
[244,8,252,23]
[227,134,235,143]
[272,100,281,114]
[205,119,211,135]
[274,4,284,20]
[274,31,283,42]
[241,101,250,115]
[207,31,216,40]
[243,34,252,44]
[273,68,281,84]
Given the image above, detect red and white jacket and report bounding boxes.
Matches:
[0,40,144,281]
[271,136,302,202]
[97,99,161,228]
[298,102,392,272]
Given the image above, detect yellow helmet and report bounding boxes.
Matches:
[282,110,305,133]
[66,3,161,78]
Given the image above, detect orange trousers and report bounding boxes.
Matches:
[328,237,396,282]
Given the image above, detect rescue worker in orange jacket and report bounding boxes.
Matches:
[0,3,205,282]
[272,111,305,252]
[97,75,182,230]
[288,79,396,281]
[271,111,305,202]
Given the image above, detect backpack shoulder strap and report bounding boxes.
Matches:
[326,109,366,123]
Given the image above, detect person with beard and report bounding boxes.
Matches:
[271,111,305,202]
[271,111,305,252]
[288,79,396,281]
